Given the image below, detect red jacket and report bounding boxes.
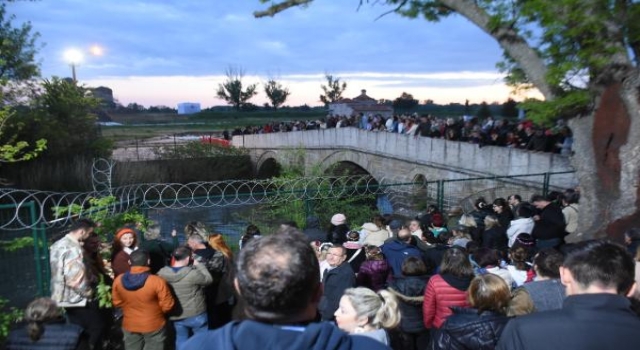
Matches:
[422,274,471,329]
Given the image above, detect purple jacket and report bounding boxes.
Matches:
[357,260,389,291]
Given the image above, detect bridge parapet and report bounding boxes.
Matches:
[233,128,574,178]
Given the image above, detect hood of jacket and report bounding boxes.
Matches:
[384,238,415,252]
[362,223,382,233]
[121,268,151,291]
[158,265,192,283]
[441,273,472,292]
[389,275,429,304]
[183,320,384,350]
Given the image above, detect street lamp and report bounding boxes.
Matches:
[63,48,84,82]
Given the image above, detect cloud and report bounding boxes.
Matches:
[257,40,289,55]
[11,0,516,106]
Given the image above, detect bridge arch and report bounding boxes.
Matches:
[319,151,382,182]
[256,151,281,179]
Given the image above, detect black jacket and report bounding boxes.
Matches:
[425,244,450,270]
[7,320,88,350]
[497,294,640,350]
[304,216,326,243]
[327,224,349,245]
[430,308,510,350]
[481,227,508,254]
[496,211,514,231]
[319,263,355,321]
[388,275,430,333]
[531,203,565,241]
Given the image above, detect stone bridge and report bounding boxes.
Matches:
[232,128,577,211]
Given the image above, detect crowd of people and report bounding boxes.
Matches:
[5,189,640,350]
[226,113,573,155]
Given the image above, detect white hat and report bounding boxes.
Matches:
[331,213,346,226]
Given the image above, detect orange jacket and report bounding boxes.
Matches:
[112,266,175,333]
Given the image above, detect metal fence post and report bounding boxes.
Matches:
[437,180,445,211]
[542,172,551,196]
[27,201,45,297]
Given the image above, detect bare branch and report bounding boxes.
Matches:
[254,0,314,18]
[439,0,556,100]
[374,0,409,21]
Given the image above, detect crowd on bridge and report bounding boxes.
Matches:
[227,113,573,156]
[6,189,640,350]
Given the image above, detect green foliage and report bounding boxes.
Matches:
[264,79,290,110]
[501,98,519,119]
[392,92,419,110]
[261,149,377,230]
[216,66,258,111]
[0,4,40,82]
[0,236,34,252]
[0,107,46,163]
[521,90,591,125]
[54,196,150,240]
[153,140,248,159]
[387,0,453,21]
[320,74,347,106]
[476,101,492,119]
[96,274,112,308]
[5,78,112,159]
[0,296,22,343]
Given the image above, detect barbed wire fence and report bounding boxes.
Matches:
[0,169,420,231]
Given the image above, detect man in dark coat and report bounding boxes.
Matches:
[531,194,566,249]
[381,228,428,278]
[497,240,640,350]
[182,231,385,350]
[318,245,356,321]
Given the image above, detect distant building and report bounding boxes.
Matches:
[329,89,394,118]
[177,102,201,115]
[89,86,115,108]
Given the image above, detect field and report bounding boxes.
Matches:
[102,110,327,142]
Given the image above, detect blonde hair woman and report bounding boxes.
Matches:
[334,287,401,346]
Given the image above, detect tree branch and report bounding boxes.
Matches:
[254,0,314,18]
[373,0,408,20]
[439,0,556,100]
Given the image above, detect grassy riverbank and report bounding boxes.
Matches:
[102,110,327,142]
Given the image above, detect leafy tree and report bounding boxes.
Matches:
[319,74,347,106]
[0,4,40,82]
[7,78,111,158]
[0,4,45,175]
[216,66,258,111]
[392,92,419,110]
[0,108,46,163]
[254,0,640,238]
[264,79,290,110]
[476,101,492,119]
[0,4,41,104]
[501,98,519,118]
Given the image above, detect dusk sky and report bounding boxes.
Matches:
[11,0,539,108]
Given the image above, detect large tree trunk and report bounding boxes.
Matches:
[570,83,640,240]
